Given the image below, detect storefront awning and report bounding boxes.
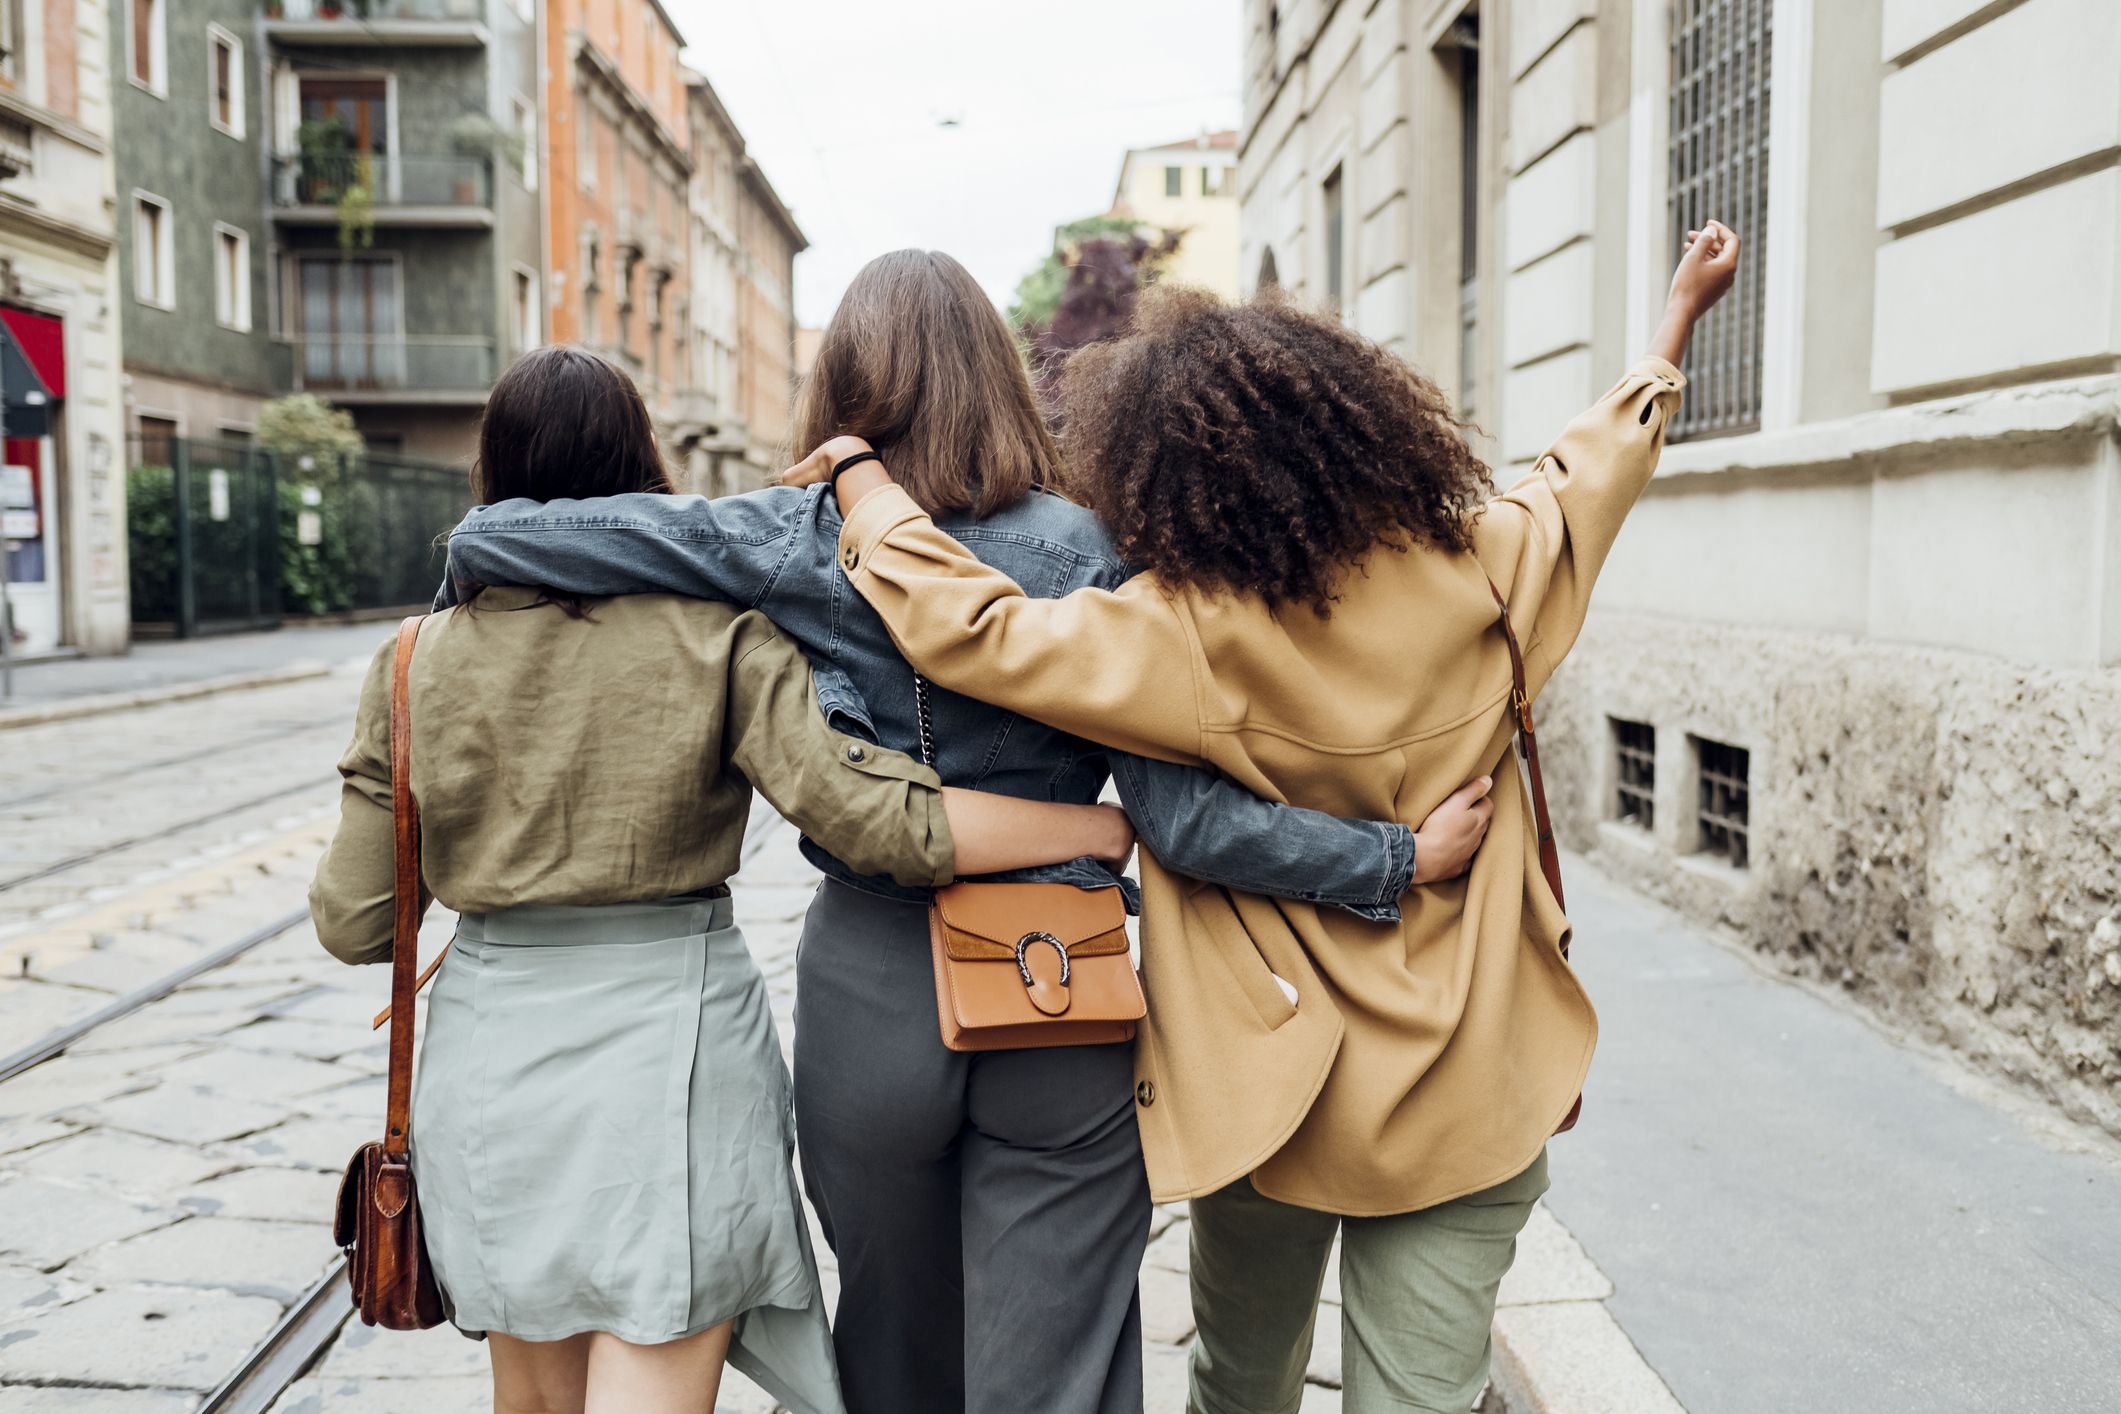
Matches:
[0,308,62,439]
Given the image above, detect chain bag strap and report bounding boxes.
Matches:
[333,615,446,1329]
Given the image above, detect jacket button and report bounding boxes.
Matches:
[845,744,866,763]
[1135,1080,1155,1107]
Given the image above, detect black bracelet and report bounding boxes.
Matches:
[831,450,883,485]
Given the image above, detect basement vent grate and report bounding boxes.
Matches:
[1612,719,1656,830]
[1694,737,1751,868]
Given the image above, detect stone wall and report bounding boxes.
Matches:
[1542,610,2121,1138]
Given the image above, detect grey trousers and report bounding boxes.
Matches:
[793,880,1151,1414]
[1187,1152,1550,1414]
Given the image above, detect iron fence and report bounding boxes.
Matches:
[127,437,470,636]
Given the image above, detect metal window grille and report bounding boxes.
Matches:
[1694,737,1750,868]
[1666,0,1771,439]
[1613,719,1656,830]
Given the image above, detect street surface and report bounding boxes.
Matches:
[1,630,2118,1412]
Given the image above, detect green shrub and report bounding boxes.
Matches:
[126,464,179,623]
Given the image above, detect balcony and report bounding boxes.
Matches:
[285,335,497,404]
[270,154,494,228]
[263,0,488,47]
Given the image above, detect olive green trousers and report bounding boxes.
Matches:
[1187,1150,1549,1414]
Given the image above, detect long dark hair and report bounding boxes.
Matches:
[458,345,672,614]
[791,249,1062,518]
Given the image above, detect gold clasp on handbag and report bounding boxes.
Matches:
[1015,931,1072,1016]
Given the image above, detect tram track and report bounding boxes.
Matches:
[0,777,336,894]
[0,811,797,1410]
[0,714,349,812]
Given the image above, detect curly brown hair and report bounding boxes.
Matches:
[1056,286,1494,612]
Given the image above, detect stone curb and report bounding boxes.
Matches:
[0,664,332,732]
[1485,1205,1689,1414]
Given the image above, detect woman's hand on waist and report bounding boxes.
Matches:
[1411,775,1495,885]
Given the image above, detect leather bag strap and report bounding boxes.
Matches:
[383,615,424,1159]
[1487,578,1565,915]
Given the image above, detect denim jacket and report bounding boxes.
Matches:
[438,484,1415,920]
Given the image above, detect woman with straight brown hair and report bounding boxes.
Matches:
[434,252,1496,1413]
[311,346,1156,1414]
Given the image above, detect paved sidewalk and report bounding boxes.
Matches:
[0,622,396,709]
[1546,861,2121,1413]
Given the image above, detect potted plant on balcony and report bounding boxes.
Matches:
[337,155,376,251]
[445,113,523,205]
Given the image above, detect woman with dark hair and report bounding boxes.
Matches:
[792,225,1741,1412]
[432,253,1495,1414]
[308,346,1152,1414]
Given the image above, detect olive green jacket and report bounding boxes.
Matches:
[310,588,954,965]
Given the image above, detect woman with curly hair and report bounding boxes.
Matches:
[789,224,1741,1413]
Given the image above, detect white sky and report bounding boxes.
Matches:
[664,0,1242,328]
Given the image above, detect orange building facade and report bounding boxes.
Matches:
[543,0,691,430]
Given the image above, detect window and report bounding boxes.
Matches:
[1612,718,1655,830]
[299,76,387,154]
[1321,165,1345,315]
[1693,737,1751,868]
[137,415,179,466]
[512,266,539,354]
[129,0,165,91]
[1667,0,1772,438]
[1,0,24,83]
[213,224,251,331]
[208,27,243,137]
[1164,165,1182,197]
[132,194,173,308]
[577,106,598,188]
[1454,28,1481,420]
[296,256,403,388]
[511,97,536,188]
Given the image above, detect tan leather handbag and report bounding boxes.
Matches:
[1487,578,1581,1133]
[914,676,1147,1051]
[334,615,446,1330]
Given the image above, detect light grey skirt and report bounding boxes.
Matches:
[410,895,844,1414]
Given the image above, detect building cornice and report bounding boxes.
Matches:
[0,195,116,260]
[1652,373,2121,486]
[0,89,106,155]
[572,32,690,174]
[739,158,806,253]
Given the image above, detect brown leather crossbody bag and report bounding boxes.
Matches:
[333,615,446,1329]
[1487,578,1581,1133]
[915,675,1147,1052]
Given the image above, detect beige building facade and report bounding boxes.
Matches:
[1112,132,1241,298]
[0,0,128,657]
[1241,0,2121,1134]
[676,68,803,499]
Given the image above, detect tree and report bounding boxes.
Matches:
[1008,216,1144,331]
[1019,227,1181,409]
[257,395,366,616]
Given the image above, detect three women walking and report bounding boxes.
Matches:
[314,220,1740,1413]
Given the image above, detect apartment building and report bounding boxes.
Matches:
[732,159,803,486]
[544,0,689,437]
[113,0,544,464]
[1111,131,1241,298]
[1240,0,2121,1132]
[0,0,128,656]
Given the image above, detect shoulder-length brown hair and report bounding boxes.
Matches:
[792,249,1061,518]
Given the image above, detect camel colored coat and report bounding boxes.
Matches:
[837,358,1685,1215]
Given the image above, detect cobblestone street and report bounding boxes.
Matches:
[0,651,1396,1412]
[6,641,2121,1413]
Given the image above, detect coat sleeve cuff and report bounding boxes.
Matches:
[837,483,929,581]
